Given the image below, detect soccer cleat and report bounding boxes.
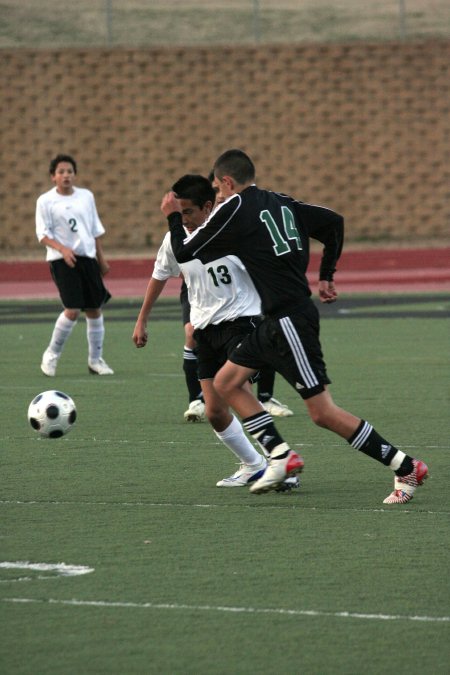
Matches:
[383,459,428,504]
[249,445,304,494]
[183,399,206,423]
[275,475,301,492]
[88,358,114,375]
[262,397,294,417]
[41,349,59,377]
[216,456,267,487]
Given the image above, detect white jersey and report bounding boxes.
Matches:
[152,231,261,330]
[35,186,105,261]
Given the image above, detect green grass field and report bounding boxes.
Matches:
[1,296,449,674]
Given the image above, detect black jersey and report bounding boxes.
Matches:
[169,185,344,316]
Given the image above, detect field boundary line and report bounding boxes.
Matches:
[3,597,449,624]
[0,499,447,516]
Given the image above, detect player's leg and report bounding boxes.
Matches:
[180,286,204,422]
[196,319,298,490]
[85,308,113,375]
[41,260,81,376]
[182,321,205,422]
[41,308,79,376]
[214,358,304,493]
[81,258,113,375]
[270,307,427,504]
[304,389,428,504]
[200,378,266,487]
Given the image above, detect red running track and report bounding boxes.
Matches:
[0,247,448,299]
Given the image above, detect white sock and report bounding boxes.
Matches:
[390,450,406,471]
[214,415,265,466]
[48,312,77,355]
[86,315,105,362]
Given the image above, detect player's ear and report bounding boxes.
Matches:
[223,175,236,191]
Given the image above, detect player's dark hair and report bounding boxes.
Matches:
[49,154,77,175]
[172,174,216,208]
[213,149,255,184]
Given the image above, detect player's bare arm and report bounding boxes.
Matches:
[95,237,110,276]
[132,277,167,348]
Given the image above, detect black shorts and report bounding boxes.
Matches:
[229,301,331,400]
[193,316,261,380]
[50,256,111,310]
[179,281,191,325]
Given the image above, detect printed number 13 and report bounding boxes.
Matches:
[207,265,232,287]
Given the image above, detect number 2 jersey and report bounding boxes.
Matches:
[152,231,261,330]
[168,185,344,317]
[35,186,105,261]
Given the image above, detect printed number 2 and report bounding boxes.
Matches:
[207,264,232,287]
[68,218,78,232]
[260,206,302,256]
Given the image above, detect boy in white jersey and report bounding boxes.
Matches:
[36,154,113,376]
[132,174,297,489]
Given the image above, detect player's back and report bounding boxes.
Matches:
[223,186,313,316]
[170,185,343,316]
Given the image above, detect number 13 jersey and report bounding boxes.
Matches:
[153,231,261,330]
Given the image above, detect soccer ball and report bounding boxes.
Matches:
[28,390,77,438]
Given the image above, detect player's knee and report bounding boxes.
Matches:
[206,405,228,429]
[309,408,333,429]
[64,309,80,322]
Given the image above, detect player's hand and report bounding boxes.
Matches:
[132,323,148,348]
[99,261,110,276]
[61,246,77,268]
[161,191,181,217]
[318,280,338,304]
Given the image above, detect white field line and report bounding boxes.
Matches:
[0,561,94,576]
[4,436,448,451]
[0,499,448,515]
[2,597,449,624]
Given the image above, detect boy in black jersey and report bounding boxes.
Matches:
[162,149,428,504]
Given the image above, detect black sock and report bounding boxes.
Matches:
[395,458,415,477]
[257,391,272,403]
[257,367,275,402]
[348,419,413,473]
[243,411,287,456]
[183,348,202,402]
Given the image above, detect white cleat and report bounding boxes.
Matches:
[41,349,59,377]
[383,459,428,504]
[183,399,206,423]
[88,358,114,375]
[262,397,294,417]
[216,456,267,487]
[249,445,304,494]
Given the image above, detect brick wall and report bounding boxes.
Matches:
[0,41,448,255]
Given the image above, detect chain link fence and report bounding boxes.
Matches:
[1,0,449,48]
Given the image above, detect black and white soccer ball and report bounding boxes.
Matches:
[28,390,77,438]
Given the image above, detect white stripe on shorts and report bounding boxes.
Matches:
[279,316,319,389]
